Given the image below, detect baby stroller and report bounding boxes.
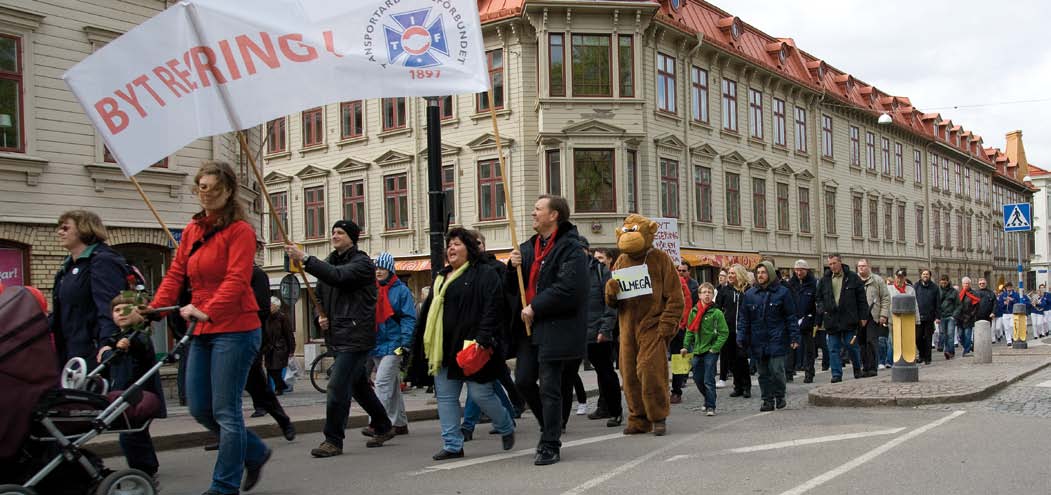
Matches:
[0,287,192,495]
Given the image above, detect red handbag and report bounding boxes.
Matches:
[456,342,493,376]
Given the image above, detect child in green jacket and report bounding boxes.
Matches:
[681,283,729,415]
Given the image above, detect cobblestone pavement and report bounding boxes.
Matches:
[917,365,1051,418]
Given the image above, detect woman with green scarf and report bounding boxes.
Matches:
[410,228,515,461]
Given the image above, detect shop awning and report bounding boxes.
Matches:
[680,249,762,270]
[394,251,512,272]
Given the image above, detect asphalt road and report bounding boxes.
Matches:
[110,366,1051,495]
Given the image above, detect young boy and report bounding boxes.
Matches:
[681,283,729,416]
[99,291,166,478]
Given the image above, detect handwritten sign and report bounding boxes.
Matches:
[651,217,681,266]
[613,264,653,300]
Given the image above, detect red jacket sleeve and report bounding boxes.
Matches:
[679,276,693,328]
[151,223,192,309]
[199,222,257,320]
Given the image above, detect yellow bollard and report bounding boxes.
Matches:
[1012,303,1029,349]
[891,293,919,382]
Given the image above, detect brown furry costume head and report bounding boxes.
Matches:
[616,214,659,258]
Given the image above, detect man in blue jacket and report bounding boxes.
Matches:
[737,261,800,412]
[787,260,818,383]
[366,252,416,436]
[995,283,1019,344]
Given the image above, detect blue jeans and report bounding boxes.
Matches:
[187,329,268,494]
[691,352,719,410]
[878,335,892,367]
[434,367,514,453]
[826,331,861,379]
[940,318,957,355]
[960,325,973,354]
[462,381,515,432]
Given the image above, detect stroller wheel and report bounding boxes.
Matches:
[95,469,156,495]
[0,485,37,495]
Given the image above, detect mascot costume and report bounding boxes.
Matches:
[605,214,684,435]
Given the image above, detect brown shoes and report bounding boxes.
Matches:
[653,421,667,436]
[622,424,651,435]
[366,429,395,448]
[310,441,342,458]
[393,425,409,435]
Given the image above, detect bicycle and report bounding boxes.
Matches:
[309,349,336,393]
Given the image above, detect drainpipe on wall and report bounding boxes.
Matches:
[684,32,704,248]
[811,88,826,261]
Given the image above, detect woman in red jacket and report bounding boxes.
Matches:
[139,161,270,495]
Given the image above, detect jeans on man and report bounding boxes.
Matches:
[187,329,269,494]
[959,325,973,354]
[755,355,787,402]
[371,354,408,427]
[940,318,957,355]
[826,331,862,379]
[323,350,392,448]
[434,367,513,453]
[587,341,622,417]
[462,381,514,432]
[878,334,892,367]
[690,352,719,410]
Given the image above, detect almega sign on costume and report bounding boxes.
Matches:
[63,0,488,177]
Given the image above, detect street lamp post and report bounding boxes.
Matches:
[425,97,446,281]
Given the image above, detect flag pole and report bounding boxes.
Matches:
[486,88,530,336]
[129,176,179,248]
[237,131,326,320]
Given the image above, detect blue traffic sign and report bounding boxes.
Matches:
[1003,203,1032,232]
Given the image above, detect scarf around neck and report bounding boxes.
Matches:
[526,228,558,304]
[688,301,711,333]
[959,288,979,304]
[894,283,907,294]
[376,274,398,327]
[423,261,470,377]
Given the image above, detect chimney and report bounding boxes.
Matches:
[1005,130,1029,181]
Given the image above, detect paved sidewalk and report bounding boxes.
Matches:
[808,338,1051,407]
[89,366,600,457]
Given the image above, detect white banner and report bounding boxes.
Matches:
[612,264,654,301]
[651,217,681,266]
[63,0,489,176]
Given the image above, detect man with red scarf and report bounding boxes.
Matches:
[508,195,589,466]
[364,252,416,437]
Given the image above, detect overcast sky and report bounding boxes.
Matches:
[723,0,1051,169]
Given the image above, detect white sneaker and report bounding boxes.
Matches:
[576,403,588,415]
[716,380,727,389]
[705,408,715,417]
[877,364,886,370]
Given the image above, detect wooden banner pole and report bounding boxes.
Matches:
[237,131,326,320]
[486,89,531,336]
[129,176,179,248]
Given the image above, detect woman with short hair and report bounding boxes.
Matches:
[51,210,128,368]
[411,228,515,461]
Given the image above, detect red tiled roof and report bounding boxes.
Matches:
[475,1,1029,189]
[1028,164,1049,177]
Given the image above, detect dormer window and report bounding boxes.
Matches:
[778,46,787,64]
[731,20,742,39]
[670,0,682,12]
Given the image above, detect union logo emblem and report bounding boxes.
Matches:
[383,7,448,68]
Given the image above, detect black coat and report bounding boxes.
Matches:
[585,257,617,343]
[507,221,589,362]
[715,284,743,334]
[975,288,997,322]
[787,273,818,332]
[815,266,868,335]
[914,280,940,323]
[265,311,295,370]
[51,243,128,366]
[411,261,506,382]
[102,329,166,418]
[304,246,376,353]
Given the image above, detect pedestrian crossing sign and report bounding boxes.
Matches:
[1003,203,1032,232]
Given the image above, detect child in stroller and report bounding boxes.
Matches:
[0,287,190,495]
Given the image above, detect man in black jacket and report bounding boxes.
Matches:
[787,260,819,383]
[914,270,939,365]
[509,195,589,466]
[814,254,867,383]
[286,220,394,458]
